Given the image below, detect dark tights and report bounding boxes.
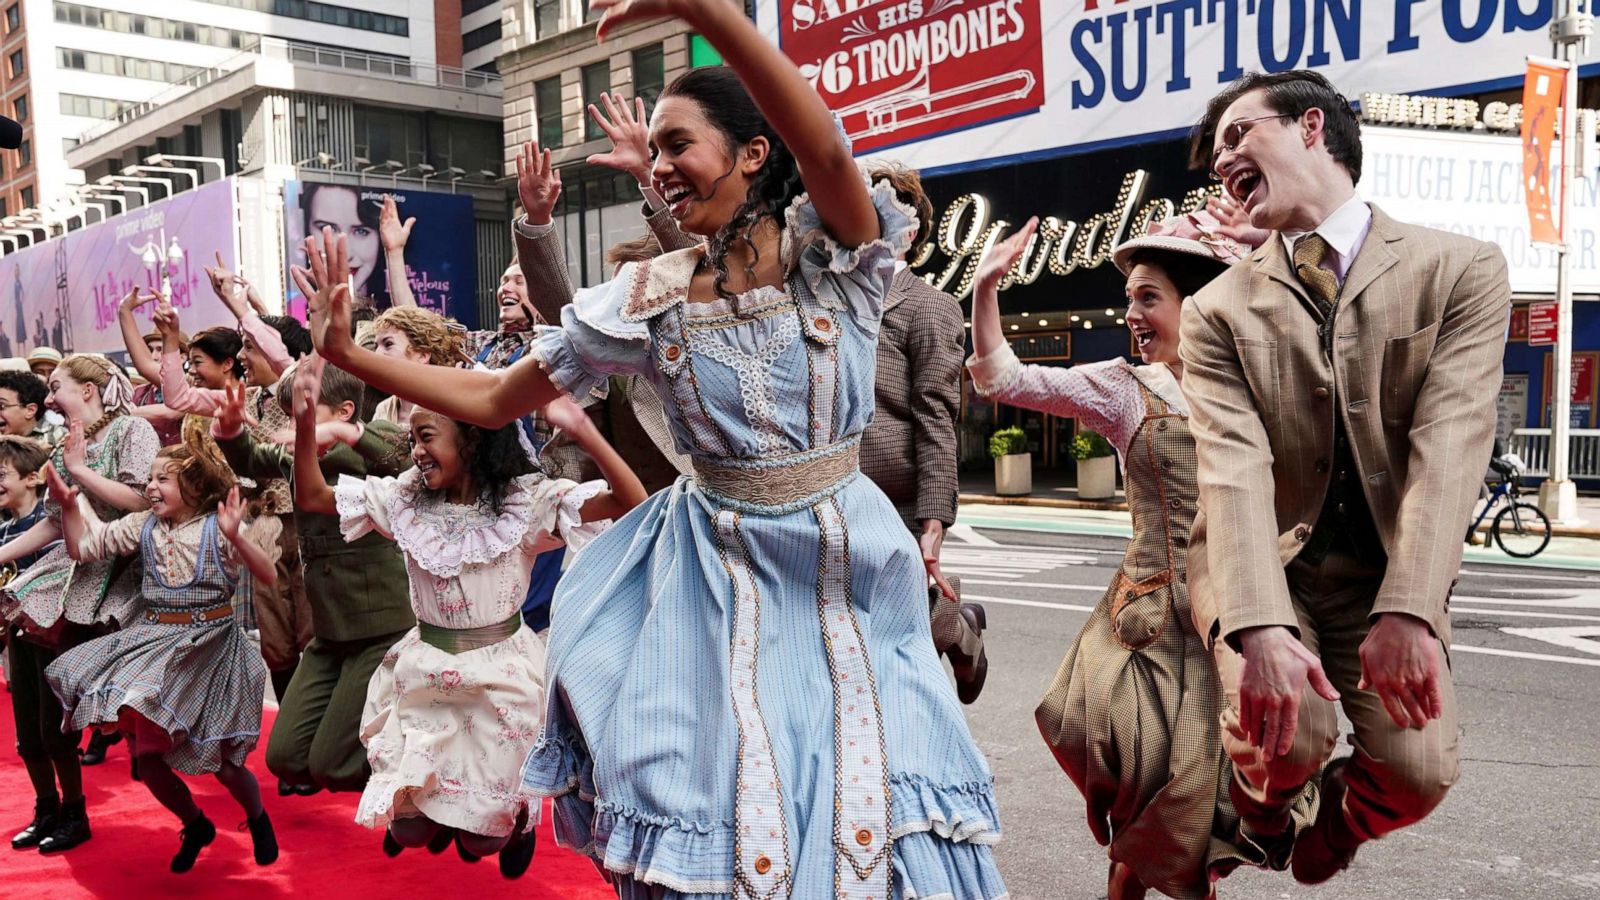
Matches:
[123,714,263,825]
[389,816,509,856]
[10,631,85,806]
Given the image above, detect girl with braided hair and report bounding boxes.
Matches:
[44,445,280,874]
[299,1,1005,895]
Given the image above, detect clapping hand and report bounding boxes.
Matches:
[60,421,87,474]
[217,485,246,542]
[976,217,1038,291]
[516,141,563,226]
[291,228,353,360]
[586,92,653,185]
[379,194,415,253]
[42,462,78,508]
[291,352,327,427]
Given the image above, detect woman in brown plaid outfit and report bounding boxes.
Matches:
[967,211,1318,899]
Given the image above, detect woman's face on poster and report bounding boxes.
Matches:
[307,187,378,296]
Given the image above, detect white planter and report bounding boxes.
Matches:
[1076,455,1117,500]
[994,452,1032,496]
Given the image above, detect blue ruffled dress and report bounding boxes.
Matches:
[522,185,1006,899]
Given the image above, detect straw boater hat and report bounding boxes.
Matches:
[26,347,63,365]
[1111,209,1248,277]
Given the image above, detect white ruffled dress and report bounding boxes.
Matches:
[334,469,606,837]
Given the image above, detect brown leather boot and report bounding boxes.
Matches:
[1292,758,1363,884]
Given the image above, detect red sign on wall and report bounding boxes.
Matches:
[1528,300,1559,346]
[778,0,1046,155]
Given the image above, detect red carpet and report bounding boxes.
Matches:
[0,683,613,899]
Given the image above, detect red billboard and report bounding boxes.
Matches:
[777,0,1046,155]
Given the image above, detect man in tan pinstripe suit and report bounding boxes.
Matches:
[1179,70,1511,884]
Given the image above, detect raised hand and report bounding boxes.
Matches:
[586,92,653,184]
[589,0,680,40]
[60,421,87,473]
[232,274,269,316]
[42,462,78,508]
[516,141,563,226]
[379,194,415,253]
[292,352,327,425]
[203,250,248,319]
[119,286,157,314]
[216,380,258,438]
[217,485,246,542]
[292,228,353,359]
[1205,195,1272,250]
[976,217,1039,291]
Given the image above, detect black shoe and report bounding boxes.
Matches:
[170,814,216,873]
[426,826,456,855]
[292,783,322,797]
[498,809,536,880]
[10,799,59,850]
[383,829,405,858]
[243,812,279,866]
[954,603,989,705]
[277,780,295,797]
[455,830,481,863]
[80,730,121,766]
[130,756,141,782]
[37,799,90,854]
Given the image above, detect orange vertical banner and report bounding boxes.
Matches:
[1521,59,1567,246]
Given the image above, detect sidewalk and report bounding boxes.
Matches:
[955,471,1600,565]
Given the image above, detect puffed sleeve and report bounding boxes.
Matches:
[334,474,401,542]
[529,274,651,403]
[75,509,150,562]
[782,178,919,337]
[516,475,611,556]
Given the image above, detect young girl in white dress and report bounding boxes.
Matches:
[284,354,646,879]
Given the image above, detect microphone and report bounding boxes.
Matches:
[0,115,19,150]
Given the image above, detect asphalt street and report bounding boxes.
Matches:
[947,514,1600,900]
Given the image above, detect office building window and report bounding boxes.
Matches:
[536,76,563,148]
[462,0,496,12]
[581,0,601,21]
[20,186,32,207]
[59,94,136,118]
[632,44,665,113]
[5,5,18,32]
[58,48,203,82]
[581,61,609,141]
[426,115,503,179]
[352,105,426,169]
[8,50,22,77]
[0,199,7,218]
[189,0,406,36]
[463,20,500,53]
[533,0,560,39]
[18,140,29,166]
[12,96,25,122]
[53,3,259,50]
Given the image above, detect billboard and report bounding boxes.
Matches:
[282,181,479,330]
[756,0,1579,175]
[0,178,238,360]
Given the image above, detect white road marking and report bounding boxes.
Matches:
[1451,644,1600,668]
[962,594,1096,613]
[1451,607,1600,623]
[957,578,1107,590]
[947,524,999,546]
[1499,626,1600,656]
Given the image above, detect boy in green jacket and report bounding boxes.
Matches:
[214,362,414,793]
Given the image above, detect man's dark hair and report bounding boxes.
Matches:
[260,315,312,360]
[1188,70,1363,183]
[0,370,46,421]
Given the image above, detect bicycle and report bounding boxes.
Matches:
[1465,467,1552,558]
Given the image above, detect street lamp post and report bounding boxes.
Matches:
[1540,0,1594,523]
[130,230,185,295]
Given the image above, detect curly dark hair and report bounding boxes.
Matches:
[412,414,535,513]
[661,66,804,302]
[259,315,312,360]
[1188,69,1363,183]
[0,370,47,420]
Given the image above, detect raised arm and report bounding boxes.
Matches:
[513,140,574,326]
[217,486,278,586]
[0,515,60,566]
[117,288,162,384]
[379,195,418,309]
[593,0,876,247]
[60,421,147,513]
[540,396,648,521]
[291,355,339,516]
[300,228,559,427]
[585,93,699,254]
[41,463,89,560]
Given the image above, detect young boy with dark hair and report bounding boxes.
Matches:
[2,435,87,852]
[0,371,63,447]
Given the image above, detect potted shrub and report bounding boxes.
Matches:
[989,426,1031,496]
[1072,430,1117,500]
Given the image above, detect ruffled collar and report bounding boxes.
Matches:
[385,469,543,578]
[619,245,704,322]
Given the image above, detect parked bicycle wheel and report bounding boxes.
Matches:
[1492,502,1552,558]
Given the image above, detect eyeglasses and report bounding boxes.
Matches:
[1209,113,1297,180]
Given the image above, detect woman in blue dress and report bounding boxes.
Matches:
[299,1,1004,895]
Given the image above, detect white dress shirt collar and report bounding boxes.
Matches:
[1281,193,1372,281]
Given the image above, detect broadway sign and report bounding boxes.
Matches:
[757,0,1571,175]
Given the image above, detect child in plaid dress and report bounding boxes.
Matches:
[44,445,282,874]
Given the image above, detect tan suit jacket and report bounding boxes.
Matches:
[1179,204,1511,649]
